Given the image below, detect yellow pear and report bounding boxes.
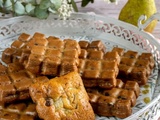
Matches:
[118,0,157,33]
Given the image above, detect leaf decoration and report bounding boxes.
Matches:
[48,6,57,13]
[0,0,3,8]
[0,0,119,19]
[35,6,49,19]
[25,3,35,13]
[71,0,78,12]
[14,1,25,15]
[50,0,62,10]
[4,0,12,11]
[81,0,94,7]
[39,0,51,9]
[81,0,90,7]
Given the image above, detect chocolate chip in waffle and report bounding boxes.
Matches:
[87,80,140,118]
[2,33,31,64]
[23,35,81,76]
[78,48,120,89]
[0,100,40,120]
[0,62,49,103]
[79,40,106,53]
[112,47,155,85]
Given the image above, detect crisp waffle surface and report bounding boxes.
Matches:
[2,33,81,76]
[23,33,81,76]
[112,47,155,85]
[78,40,106,53]
[0,101,40,120]
[0,62,49,103]
[0,32,156,119]
[78,48,120,89]
[87,80,140,118]
[2,33,31,64]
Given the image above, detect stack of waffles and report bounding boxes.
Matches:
[0,101,39,120]
[0,32,155,119]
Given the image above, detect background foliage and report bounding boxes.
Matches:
[0,0,117,19]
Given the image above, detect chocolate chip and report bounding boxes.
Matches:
[45,98,53,107]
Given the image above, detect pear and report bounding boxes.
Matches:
[118,0,157,33]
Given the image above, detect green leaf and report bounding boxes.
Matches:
[14,1,25,15]
[0,0,3,7]
[71,0,78,12]
[39,0,51,9]
[48,7,57,13]
[4,0,12,11]
[35,6,49,19]
[25,3,35,13]
[24,0,36,4]
[110,0,117,2]
[50,0,62,10]
[81,0,94,7]
[36,0,41,4]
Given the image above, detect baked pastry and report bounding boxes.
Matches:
[79,40,106,53]
[2,33,31,64]
[0,32,156,120]
[87,79,139,106]
[0,63,7,75]
[2,32,81,77]
[87,80,140,118]
[88,93,132,118]
[23,34,81,76]
[103,88,136,107]
[78,49,120,89]
[29,71,95,120]
[112,48,155,85]
[0,62,49,103]
[0,101,40,120]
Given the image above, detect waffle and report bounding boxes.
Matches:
[0,63,7,75]
[78,49,120,89]
[78,40,106,53]
[2,32,50,65]
[2,33,31,64]
[0,33,155,119]
[88,93,131,118]
[0,101,40,120]
[112,47,155,85]
[87,80,140,118]
[22,34,81,76]
[87,80,140,106]
[29,71,95,120]
[0,62,49,103]
[2,33,81,76]
[1,32,44,64]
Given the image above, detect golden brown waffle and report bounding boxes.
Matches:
[87,80,140,118]
[29,72,95,120]
[112,47,155,85]
[22,33,81,76]
[2,33,31,64]
[78,40,106,53]
[0,63,7,75]
[0,32,156,119]
[0,62,49,103]
[88,93,132,118]
[78,49,120,89]
[0,101,40,120]
[87,80,140,106]
[2,33,81,77]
